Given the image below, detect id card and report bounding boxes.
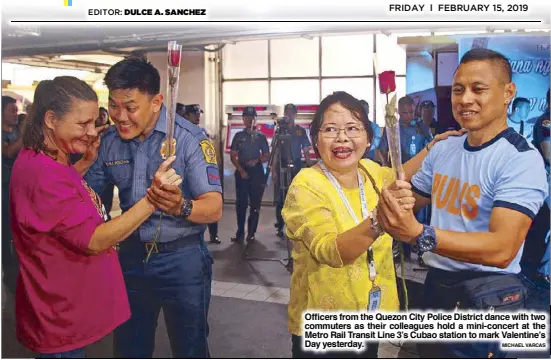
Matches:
[368,286,382,312]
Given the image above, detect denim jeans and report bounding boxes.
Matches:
[39,348,85,358]
[114,239,213,358]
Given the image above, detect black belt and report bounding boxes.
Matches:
[142,233,202,253]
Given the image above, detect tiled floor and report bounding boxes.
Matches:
[212,280,290,303]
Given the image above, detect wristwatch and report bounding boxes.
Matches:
[416,224,437,253]
[179,199,193,219]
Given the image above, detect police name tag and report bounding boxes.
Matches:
[368,286,382,312]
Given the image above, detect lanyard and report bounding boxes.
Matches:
[319,161,376,281]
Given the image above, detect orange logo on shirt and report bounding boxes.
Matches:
[432,173,480,220]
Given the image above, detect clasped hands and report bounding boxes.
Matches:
[375,179,424,244]
[145,156,185,216]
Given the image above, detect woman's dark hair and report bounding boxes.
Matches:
[309,91,374,158]
[23,76,98,156]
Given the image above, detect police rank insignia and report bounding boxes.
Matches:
[200,140,217,165]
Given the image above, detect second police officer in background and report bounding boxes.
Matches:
[273,103,313,237]
[359,99,384,165]
[230,106,270,243]
[181,103,221,244]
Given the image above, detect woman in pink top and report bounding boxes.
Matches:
[9,76,182,358]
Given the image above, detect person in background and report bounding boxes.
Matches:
[282,91,463,358]
[182,104,221,244]
[273,103,313,238]
[507,97,534,141]
[176,102,185,118]
[84,57,223,358]
[522,88,550,289]
[10,76,182,358]
[359,99,384,165]
[230,106,270,243]
[419,100,438,136]
[379,95,433,259]
[2,95,22,294]
[379,48,548,359]
[97,106,109,127]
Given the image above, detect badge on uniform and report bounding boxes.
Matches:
[368,286,382,312]
[206,166,221,186]
[296,128,302,136]
[542,119,550,129]
[200,140,217,165]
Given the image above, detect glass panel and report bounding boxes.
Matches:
[222,81,269,124]
[321,35,374,76]
[271,79,320,109]
[222,40,268,79]
[375,34,406,76]
[375,76,407,126]
[321,78,375,124]
[270,37,320,77]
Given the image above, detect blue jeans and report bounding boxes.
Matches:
[114,239,213,358]
[39,348,85,358]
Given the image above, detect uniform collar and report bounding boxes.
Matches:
[154,104,168,135]
[154,104,184,135]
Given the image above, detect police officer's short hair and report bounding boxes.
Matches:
[176,103,185,114]
[459,48,512,84]
[398,96,415,108]
[547,89,550,107]
[512,97,530,111]
[310,92,374,158]
[104,56,161,96]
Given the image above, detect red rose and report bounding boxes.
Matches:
[169,50,180,67]
[379,71,396,94]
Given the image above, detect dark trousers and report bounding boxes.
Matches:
[114,238,213,358]
[2,187,17,294]
[275,162,302,229]
[291,335,378,358]
[39,348,85,358]
[235,164,265,236]
[101,182,115,220]
[418,268,524,358]
[207,222,218,238]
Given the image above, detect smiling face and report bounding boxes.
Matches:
[452,60,515,132]
[316,103,369,172]
[108,88,163,141]
[45,99,99,156]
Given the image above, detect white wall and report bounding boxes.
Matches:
[147,50,206,112]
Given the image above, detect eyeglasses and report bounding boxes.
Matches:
[319,125,366,138]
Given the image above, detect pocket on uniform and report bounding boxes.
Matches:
[109,165,133,190]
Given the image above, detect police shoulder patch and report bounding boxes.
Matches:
[206,166,221,186]
[542,119,550,129]
[200,140,217,165]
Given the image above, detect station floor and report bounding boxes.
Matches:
[2,203,549,358]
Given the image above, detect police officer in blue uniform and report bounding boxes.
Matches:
[522,88,550,288]
[182,104,221,244]
[273,103,313,237]
[83,57,223,358]
[359,100,383,164]
[230,106,270,243]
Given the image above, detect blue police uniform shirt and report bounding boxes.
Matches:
[290,125,311,162]
[85,105,223,243]
[364,121,381,160]
[412,128,548,274]
[230,129,270,165]
[379,122,433,163]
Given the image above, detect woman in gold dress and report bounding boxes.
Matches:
[282,91,463,358]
